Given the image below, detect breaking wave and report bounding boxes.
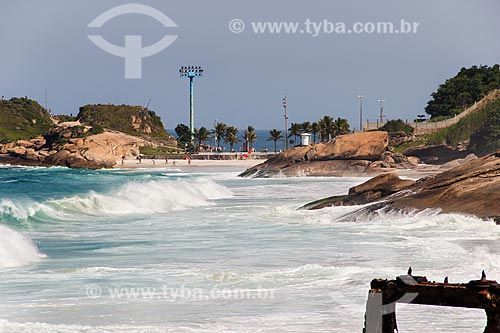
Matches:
[0,179,232,223]
[0,225,45,268]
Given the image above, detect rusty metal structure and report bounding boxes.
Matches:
[364,269,500,332]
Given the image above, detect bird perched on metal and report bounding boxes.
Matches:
[444,276,449,284]
[407,267,412,275]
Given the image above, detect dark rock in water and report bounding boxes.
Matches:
[304,150,500,221]
[301,173,415,210]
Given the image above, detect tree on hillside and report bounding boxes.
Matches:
[266,129,283,152]
[224,126,239,152]
[332,117,350,136]
[470,100,500,154]
[425,64,500,118]
[379,119,414,134]
[194,126,211,151]
[212,122,227,148]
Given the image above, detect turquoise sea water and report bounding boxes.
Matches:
[0,165,499,332]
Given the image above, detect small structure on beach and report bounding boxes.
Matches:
[300,133,311,146]
[364,270,500,332]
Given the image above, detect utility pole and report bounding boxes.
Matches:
[358,95,365,132]
[283,94,288,150]
[179,66,204,145]
[378,99,386,127]
[213,119,218,148]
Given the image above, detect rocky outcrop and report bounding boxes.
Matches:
[303,150,500,221]
[302,173,415,209]
[311,131,389,161]
[240,131,412,178]
[0,125,153,169]
[404,145,472,165]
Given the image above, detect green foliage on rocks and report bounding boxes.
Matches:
[0,97,53,143]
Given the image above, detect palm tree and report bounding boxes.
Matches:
[224,126,239,152]
[311,122,320,143]
[212,122,227,148]
[266,129,283,152]
[318,116,334,142]
[242,125,257,151]
[194,127,211,151]
[301,121,312,133]
[332,117,350,137]
[289,123,302,145]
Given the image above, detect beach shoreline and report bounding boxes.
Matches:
[114,158,264,169]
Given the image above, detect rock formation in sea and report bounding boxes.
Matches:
[303,150,500,221]
[240,131,420,177]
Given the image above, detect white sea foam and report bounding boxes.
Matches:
[0,225,45,268]
[0,179,232,221]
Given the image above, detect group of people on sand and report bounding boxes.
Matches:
[120,155,192,167]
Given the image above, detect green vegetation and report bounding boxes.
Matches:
[194,127,211,149]
[425,64,500,118]
[242,125,257,151]
[405,98,500,155]
[175,124,192,149]
[139,145,184,156]
[224,126,239,152]
[393,138,426,153]
[267,129,284,152]
[0,97,53,143]
[77,104,172,140]
[379,119,414,134]
[53,114,78,123]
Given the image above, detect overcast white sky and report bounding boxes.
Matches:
[1,0,500,130]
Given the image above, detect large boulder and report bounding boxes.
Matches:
[404,145,472,165]
[303,150,500,221]
[302,173,415,209]
[240,131,390,177]
[312,131,388,161]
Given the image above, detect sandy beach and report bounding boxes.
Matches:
[114,158,264,169]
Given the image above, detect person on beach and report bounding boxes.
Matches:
[172,159,176,165]
[121,155,125,166]
[165,157,168,164]
[152,160,155,166]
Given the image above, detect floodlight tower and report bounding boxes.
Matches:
[179,66,204,143]
[283,94,288,150]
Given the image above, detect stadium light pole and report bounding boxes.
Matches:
[357,95,365,132]
[180,66,204,144]
[283,94,288,150]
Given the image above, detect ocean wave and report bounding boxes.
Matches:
[0,225,45,268]
[0,178,232,222]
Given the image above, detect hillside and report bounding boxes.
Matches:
[77,104,174,143]
[425,64,500,118]
[0,97,53,143]
[397,90,500,159]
